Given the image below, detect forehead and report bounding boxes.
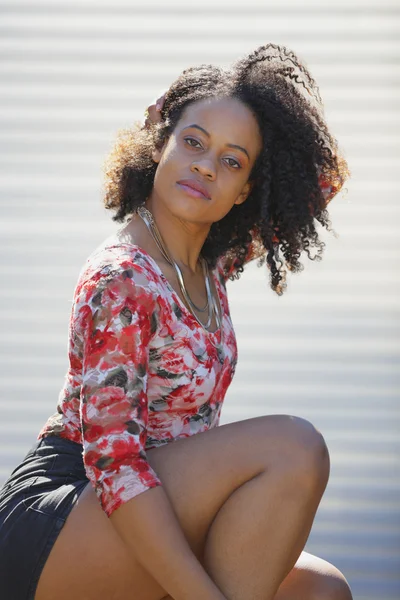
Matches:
[177,97,262,158]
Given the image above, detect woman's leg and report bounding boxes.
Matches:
[275,551,353,600]
[34,415,330,600]
[161,552,353,600]
[201,429,329,599]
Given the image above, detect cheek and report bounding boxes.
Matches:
[153,148,185,195]
[161,137,182,161]
[156,144,183,176]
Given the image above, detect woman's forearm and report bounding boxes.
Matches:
[110,484,226,600]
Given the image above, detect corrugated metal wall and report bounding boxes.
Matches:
[0,2,399,598]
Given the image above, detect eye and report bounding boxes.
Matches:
[184,137,242,169]
[184,136,202,149]
[224,157,241,169]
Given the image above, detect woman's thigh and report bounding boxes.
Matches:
[35,414,328,600]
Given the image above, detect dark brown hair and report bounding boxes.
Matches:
[102,43,350,295]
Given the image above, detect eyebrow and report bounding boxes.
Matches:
[182,124,250,161]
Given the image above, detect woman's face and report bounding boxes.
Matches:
[150,96,263,225]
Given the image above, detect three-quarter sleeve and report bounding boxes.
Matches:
[77,262,163,517]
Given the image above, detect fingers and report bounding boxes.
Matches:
[151,91,167,117]
[142,91,167,129]
[143,102,161,129]
[155,91,167,111]
[148,102,162,122]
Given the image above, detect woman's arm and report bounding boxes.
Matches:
[75,260,225,600]
[110,486,226,600]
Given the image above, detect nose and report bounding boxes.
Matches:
[190,159,216,180]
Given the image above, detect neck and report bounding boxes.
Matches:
[143,196,210,276]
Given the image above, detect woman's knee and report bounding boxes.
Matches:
[277,552,353,600]
[269,415,330,493]
[310,568,353,600]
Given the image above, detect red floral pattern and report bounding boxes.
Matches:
[37,242,238,517]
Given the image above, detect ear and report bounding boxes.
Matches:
[151,136,169,163]
[234,180,254,206]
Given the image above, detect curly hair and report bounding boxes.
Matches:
[102,43,351,295]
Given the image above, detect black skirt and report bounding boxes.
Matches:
[0,434,90,600]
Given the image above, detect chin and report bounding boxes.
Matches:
[166,195,211,219]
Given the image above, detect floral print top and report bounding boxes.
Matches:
[36,173,333,519]
[37,240,239,518]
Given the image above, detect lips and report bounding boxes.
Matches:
[177,178,211,199]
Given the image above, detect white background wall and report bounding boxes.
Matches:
[0,1,399,599]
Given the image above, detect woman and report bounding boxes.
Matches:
[0,43,352,600]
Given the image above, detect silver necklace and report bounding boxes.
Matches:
[140,210,210,314]
[136,205,224,346]
[138,206,211,325]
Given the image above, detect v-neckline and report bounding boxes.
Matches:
[104,241,223,337]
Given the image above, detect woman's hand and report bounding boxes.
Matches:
[143,92,167,129]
